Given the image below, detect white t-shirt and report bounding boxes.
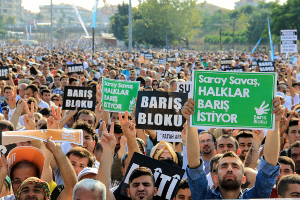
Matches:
[39,100,50,109]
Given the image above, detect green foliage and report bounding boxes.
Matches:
[5,15,16,27]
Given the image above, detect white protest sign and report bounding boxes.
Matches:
[297,73,300,82]
[176,81,192,98]
[281,30,297,54]
[157,130,182,142]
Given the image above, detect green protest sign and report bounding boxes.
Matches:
[102,78,140,113]
[191,71,277,130]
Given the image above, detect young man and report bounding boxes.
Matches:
[25,84,49,109]
[198,131,216,174]
[236,131,253,163]
[15,177,50,200]
[287,141,300,175]
[277,174,300,198]
[181,97,282,199]
[173,179,191,200]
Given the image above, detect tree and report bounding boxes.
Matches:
[110,3,130,41]
[36,13,44,20]
[5,15,16,28]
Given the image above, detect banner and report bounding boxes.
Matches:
[224,66,245,72]
[159,59,167,65]
[191,71,276,130]
[145,53,153,60]
[135,91,188,131]
[68,64,84,75]
[220,59,232,66]
[102,78,140,113]
[62,86,96,111]
[281,30,297,54]
[176,81,192,98]
[257,61,275,72]
[0,66,9,80]
[251,38,262,54]
[167,57,176,62]
[73,3,90,37]
[157,130,182,142]
[120,153,185,200]
[1,129,83,146]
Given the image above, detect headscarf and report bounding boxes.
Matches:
[16,177,50,200]
[150,141,178,164]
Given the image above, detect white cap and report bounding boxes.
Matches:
[77,167,98,181]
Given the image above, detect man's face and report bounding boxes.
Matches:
[54,77,61,87]
[61,78,68,86]
[69,154,89,176]
[78,113,95,128]
[42,92,51,103]
[3,89,12,99]
[222,129,232,135]
[110,71,116,79]
[199,133,215,155]
[74,188,102,200]
[114,133,124,151]
[19,85,26,98]
[215,157,245,190]
[40,77,46,85]
[174,188,192,200]
[43,67,48,74]
[238,137,253,159]
[145,79,152,87]
[287,125,300,144]
[83,130,95,153]
[290,147,300,174]
[12,166,38,195]
[127,175,157,200]
[276,163,294,186]
[111,113,119,122]
[217,138,237,154]
[25,88,34,98]
[129,72,137,81]
[140,70,146,77]
[19,183,45,200]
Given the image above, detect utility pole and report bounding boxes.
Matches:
[232,20,235,50]
[128,0,132,53]
[51,0,53,51]
[220,28,222,51]
[218,20,236,50]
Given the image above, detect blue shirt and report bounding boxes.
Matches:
[186,156,279,199]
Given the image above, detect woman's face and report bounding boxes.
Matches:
[152,81,159,89]
[120,75,126,80]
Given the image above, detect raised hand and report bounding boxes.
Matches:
[0,154,8,178]
[101,121,116,152]
[95,103,104,122]
[96,84,102,103]
[51,106,61,121]
[272,97,284,122]
[24,101,35,119]
[119,111,136,138]
[8,89,17,109]
[252,130,264,144]
[181,98,195,121]
[44,136,60,153]
[280,108,294,136]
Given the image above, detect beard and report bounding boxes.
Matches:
[202,145,212,154]
[219,174,241,191]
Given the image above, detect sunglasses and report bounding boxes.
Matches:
[52,99,59,101]
[153,84,158,86]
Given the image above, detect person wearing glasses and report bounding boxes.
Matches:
[152,80,159,91]
[51,94,60,107]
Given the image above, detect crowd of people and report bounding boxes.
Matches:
[0,38,299,200]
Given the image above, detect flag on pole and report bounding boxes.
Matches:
[72,3,90,37]
[251,38,262,54]
[267,18,274,61]
[34,19,37,30]
[25,25,29,40]
[29,25,32,37]
[92,0,98,29]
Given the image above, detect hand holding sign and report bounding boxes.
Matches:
[272,97,284,122]
[44,136,61,153]
[181,98,195,121]
[101,122,116,152]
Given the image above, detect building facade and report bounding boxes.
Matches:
[234,0,259,9]
[0,0,22,23]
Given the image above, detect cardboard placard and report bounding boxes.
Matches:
[102,78,140,113]
[157,130,182,142]
[167,57,176,62]
[62,86,96,111]
[120,152,185,200]
[191,71,276,130]
[135,91,188,131]
[257,61,275,72]
[158,59,167,65]
[0,66,9,80]
[145,53,153,60]
[67,64,84,75]
[1,129,83,146]
[297,73,300,82]
[224,66,245,72]
[220,59,232,66]
[176,81,192,98]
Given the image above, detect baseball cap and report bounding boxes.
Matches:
[77,167,98,181]
[7,146,45,178]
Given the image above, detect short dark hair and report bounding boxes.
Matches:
[75,110,97,125]
[121,153,128,168]
[11,160,39,180]
[216,151,243,174]
[72,120,98,144]
[177,179,189,191]
[235,131,253,142]
[278,156,295,172]
[39,108,51,117]
[3,86,14,93]
[278,174,300,197]
[287,118,300,134]
[287,141,300,158]
[26,84,39,94]
[209,154,223,174]
[129,167,154,185]
[41,89,51,96]
[69,77,77,85]
[107,121,122,134]
[199,131,216,145]
[66,146,94,167]
[0,120,14,131]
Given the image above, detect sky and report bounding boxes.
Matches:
[22,0,286,13]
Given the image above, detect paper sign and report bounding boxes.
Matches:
[297,73,300,82]
[220,59,232,66]
[62,86,96,111]
[159,59,167,65]
[224,66,245,72]
[67,64,84,75]
[135,91,188,131]
[176,81,192,98]
[0,66,9,80]
[257,61,275,72]
[102,78,140,113]
[145,53,153,60]
[191,71,276,130]
[167,57,176,62]
[157,130,182,142]
[1,129,83,146]
[120,152,185,200]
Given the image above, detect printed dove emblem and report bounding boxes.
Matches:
[129,97,135,106]
[254,101,270,115]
